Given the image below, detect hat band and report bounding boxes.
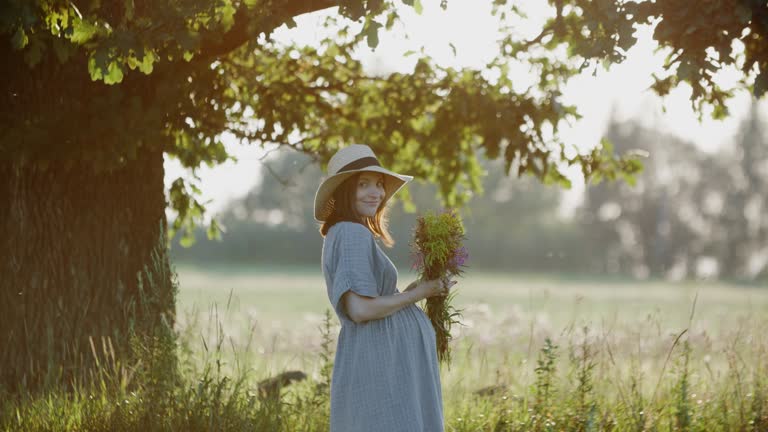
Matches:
[336,156,381,174]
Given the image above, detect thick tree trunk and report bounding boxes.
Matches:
[0,148,176,395]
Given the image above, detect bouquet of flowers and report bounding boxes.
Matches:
[410,208,469,365]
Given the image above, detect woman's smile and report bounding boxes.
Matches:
[356,172,386,216]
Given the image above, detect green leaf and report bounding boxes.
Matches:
[599,138,614,156]
[11,27,28,50]
[138,50,156,74]
[385,10,398,30]
[206,218,223,240]
[621,172,637,186]
[180,230,196,247]
[552,172,572,189]
[364,20,383,49]
[87,56,102,81]
[325,43,339,57]
[88,47,124,84]
[47,10,71,36]
[70,18,99,44]
[711,102,728,120]
[413,0,424,14]
[103,62,124,84]
[590,171,604,185]
[220,2,236,31]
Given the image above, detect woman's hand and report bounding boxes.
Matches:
[415,276,457,299]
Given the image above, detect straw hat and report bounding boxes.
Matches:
[314,144,413,222]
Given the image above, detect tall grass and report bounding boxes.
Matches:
[2,273,767,431]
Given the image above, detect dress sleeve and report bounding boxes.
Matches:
[327,223,380,323]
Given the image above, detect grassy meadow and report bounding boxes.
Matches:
[175,264,768,427]
[3,263,767,431]
[175,263,767,372]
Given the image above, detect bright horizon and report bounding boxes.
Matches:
[164,0,768,223]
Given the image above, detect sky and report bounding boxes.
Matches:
[164,0,768,221]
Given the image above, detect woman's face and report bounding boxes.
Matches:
[355,172,386,218]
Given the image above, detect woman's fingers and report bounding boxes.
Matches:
[438,277,457,295]
[447,279,457,293]
[422,277,457,297]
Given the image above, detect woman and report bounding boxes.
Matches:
[315,144,457,432]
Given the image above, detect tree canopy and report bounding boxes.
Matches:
[3,0,766,243]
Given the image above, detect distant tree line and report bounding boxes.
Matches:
[579,103,767,281]
[170,145,589,274]
[172,104,767,283]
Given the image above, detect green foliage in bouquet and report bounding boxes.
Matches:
[410,208,469,366]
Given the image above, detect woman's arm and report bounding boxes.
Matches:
[342,284,426,324]
[402,279,420,293]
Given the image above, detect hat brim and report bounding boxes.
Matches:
[314,166,413,222]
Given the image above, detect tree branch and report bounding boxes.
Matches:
[197,0,338,62]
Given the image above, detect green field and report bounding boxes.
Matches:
[176,262,767,328]
[175,263,768,403]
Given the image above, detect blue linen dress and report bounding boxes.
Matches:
[321,221,444,432]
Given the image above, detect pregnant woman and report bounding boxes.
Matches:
[314,144,457,432]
